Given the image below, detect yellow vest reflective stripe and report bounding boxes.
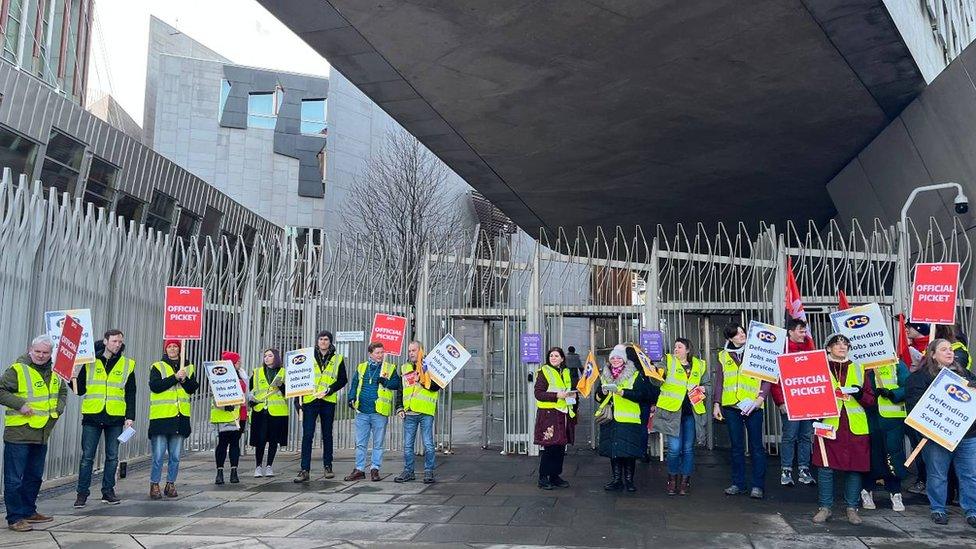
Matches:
[594,371,641,423]
[718,350,761,407]
[149,362,195,420]
[303,353,343,404]
[81,357,133,416]
[823,363,869,435]
[401,363,437,416]
[354,362,396,416]
[536,365,575,419]
[210,404,239,423]
[874,364,906,419]
[253,366,289,416]
[952,342,973,370]
[4,363,60,428]
[657,354,706,414]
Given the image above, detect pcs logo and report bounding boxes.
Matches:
[845,315,870,330]
[212,366,228,375]
[757,331,777,343]
[446,345,461,359]
[945,384,973,403]
[291,355,307,365]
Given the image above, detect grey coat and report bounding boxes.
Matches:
[652,363,709,446]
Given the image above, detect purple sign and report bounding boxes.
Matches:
[520,333,543,363]
[640,330,665,361]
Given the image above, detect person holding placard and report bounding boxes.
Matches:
[251,348,288,478]
[148,340,199,500]
[294,330,348,483]
[771,318,817,487]
[624,345,661,464]
[211,351,247,485]
[811,334,874,525]
[345,342,401,481]
[394,341,441,484]
[858,358,910,512]
[72,329,136,508]
[905,338,976,526]
[713,322,771,499]
[595,344,653,492]
[656,338,708,496]
[0,335,68,532]
[533,347,578,490]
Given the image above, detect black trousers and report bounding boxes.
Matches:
[539,445,566,480]
[215,424,244,468]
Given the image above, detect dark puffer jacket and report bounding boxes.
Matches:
[595,363,653,458]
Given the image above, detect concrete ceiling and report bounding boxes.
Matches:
[258,0,925,234]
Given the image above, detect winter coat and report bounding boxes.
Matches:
[148,354,200,438]
[811,360,874,472]
[0,355,69,444]
[906,365,976,439]
[533,365,578,446]
[595,361,653,458]
[76,341,137,426]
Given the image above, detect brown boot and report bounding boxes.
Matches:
[679,475,690,496]
[344,469,366,481]
[149,483,162,500]
[666,474,677,496]
[163,482,178,498]
[7,519,32,532]
[25,513,53,523]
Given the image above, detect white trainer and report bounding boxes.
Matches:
[254,466,264,478]
[891,492,905,512]
[265,465,275,477]
[860,489,876,510]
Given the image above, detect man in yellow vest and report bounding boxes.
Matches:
[0,335,68,532]
[72,329,135,508]
[344,342,401,482]
[294,330,348,483]
[858,360,910,512]
[394,341,440,484]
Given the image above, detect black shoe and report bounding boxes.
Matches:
[215,468,224,485]
[100,490,121,505]
[550,475,570,488]
[604,459,624,491]
[932,512,949,525]
[538,478,554,490]
[73,494,87,508]
[229,468,239,484]
[623,460,637,492]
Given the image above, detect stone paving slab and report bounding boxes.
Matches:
[171,517,310,537]
[297,501,407,521]
[413,523,551,544]
[291,519,426,541]
[388,504,463,523]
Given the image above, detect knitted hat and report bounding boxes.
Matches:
[221,350,241,364]
[609,344,628,361]
[163,339,181,351]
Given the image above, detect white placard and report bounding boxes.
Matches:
[204,360,245,407]
[905,368,976,451]
[422,333,472,389]
[284,347,316,398]
[44,308,95,365]
[740,320,787,382]
[830,303,897,370]
[335,331,365,342]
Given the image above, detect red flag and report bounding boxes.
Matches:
[837,289,850,311]
[785,257,806,321]
[896,314,913,367]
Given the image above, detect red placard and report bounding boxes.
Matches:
[778,350,840,421]
[370,313,408,356]
[910,262,960,325]
[53,314,82,382]
[164,286,204,340]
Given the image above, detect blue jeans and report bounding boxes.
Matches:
[818,467,862,508]
[3,442,47,524]
[725,406,766,490]
[76,423,123,496]
[355,412,388,471]
[924,436,976,516]
[403,413,435,473]
[150,434,183,483]
[300,400,336,471]
[780,414,812,469]
[666,413,696,475]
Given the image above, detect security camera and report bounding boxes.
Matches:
[955,193,969,215]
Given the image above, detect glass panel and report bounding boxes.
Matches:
[0,125,38,178]
[115,192,144,227]
[46,130,85,170]
[218,79,231,119]
[176,210,199,242]
[3,0,23,62]
[300,99,327,135]
[84,157,118,210]
[201,205,223,238]
[39,158,79,196]
[247,92,276,129]
[145,190,176,233]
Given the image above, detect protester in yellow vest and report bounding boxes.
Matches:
[858,359,910,513]
[655,337,708,496]
[812,334,872,525]
[148,340,199,500]
[935,324,972,371]
[394,341,441,484]
[250,348,288,479]
[0,335,67,532]
[533,346,578,490]
[713,322,771,499]
[595,344,652,493]
[294,330,348,483]
[344,342,401,482]
[72,329,135,508]
[211,351,247,486]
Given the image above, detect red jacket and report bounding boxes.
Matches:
[771,336,815,406]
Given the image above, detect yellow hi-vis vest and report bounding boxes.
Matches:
[536,365,575,419]
[81,357,133,416]
[303,353,343,404]
[717,350,761,407]
[252,366,288,416]
[210,404,239,423]
[823,362,869,435]
[401,362,437,416]
[354,362,396,416]
[5,363,60,428]
[952,342,973,370]
[149,362,195,420]
[594,371,641,424]
[657,354,707,414]
[874,364,906,419]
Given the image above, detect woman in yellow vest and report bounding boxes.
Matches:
[211,351,247,485]
[534,346,578,490]
[812,334,873,525]
[596,344,652,492]
[148,340,199,500]
[656,337,708,496]
[249,348,288,478]
[858,357,910,513]
[935,324,972,370]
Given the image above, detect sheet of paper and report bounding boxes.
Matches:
[117,426,136,444]
[735,397,754,411]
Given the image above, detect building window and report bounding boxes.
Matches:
[3,0,23,63]
[218,79,231,119]
[39,130,85,196]
[84,157,118,210]
[115,192,145,228]
[0,125,38,179]
[291,226,323,249]
[247,85,283,129]
[175,209,200,243]
[300,98,327,135]
[242,224,257,251]
[201,205,223,239]
[145,190,177,234]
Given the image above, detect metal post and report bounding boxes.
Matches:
[772,234,786,329]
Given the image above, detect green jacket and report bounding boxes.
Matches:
[0,355,69,444]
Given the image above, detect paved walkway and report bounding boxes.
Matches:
[2,444,975,548]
